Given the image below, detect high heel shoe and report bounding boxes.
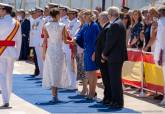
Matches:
[86,92,97,100]
[80,89,89,96]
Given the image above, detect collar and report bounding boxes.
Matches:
[103,22,110,29]
[110,17,119,24]
[61,15,68,21]
[35,16,42,21]
[4,15,12,20]
[71,18,77,23]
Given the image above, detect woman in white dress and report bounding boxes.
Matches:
[42,8,73,103]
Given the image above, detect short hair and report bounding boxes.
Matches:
[99,11,109,21]
[106,6,120,17]
[11,11,16,18]
[50,8,60,18]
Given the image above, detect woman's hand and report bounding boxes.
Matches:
[130,37,138,46]
[92,52,95,62]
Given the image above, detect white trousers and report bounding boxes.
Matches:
[0,57,14,104]
[35,46,43,78]
[64,51,77,89]
[162,64,165,95]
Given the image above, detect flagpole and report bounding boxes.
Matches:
[90,0,93,10]
[68,0,71,8]
[102,0,105,11]
[111,0,114,6]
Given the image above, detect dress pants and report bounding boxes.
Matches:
[19,36,29,60]
[31,47,43,77]
[35,46,43,77]
[100,62,111,102]
[0,57,14,104]
[108,63,124,106]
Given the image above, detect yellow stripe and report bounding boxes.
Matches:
[144,62,164,86]
[0,20,20,56]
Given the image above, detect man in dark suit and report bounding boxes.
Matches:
[18,9,30,60]
[102,6,128,109]
[95,11,111,105]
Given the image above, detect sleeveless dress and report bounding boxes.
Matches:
[42,21,71,89]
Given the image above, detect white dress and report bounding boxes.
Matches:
[42,21,71,89]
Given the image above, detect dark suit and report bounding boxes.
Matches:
[19,19,30,60]
[103,18,128,107]
[95,22,111,102]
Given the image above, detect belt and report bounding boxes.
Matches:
[0,40,15,46]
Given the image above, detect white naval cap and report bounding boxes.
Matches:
[0,3,13,8]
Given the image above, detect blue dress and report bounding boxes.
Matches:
[83,22,100,71]
[130,22,143,48]
[76,23,88,48]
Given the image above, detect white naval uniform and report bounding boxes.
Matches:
[43,16,53,24]
[67,18,80,89]
[0,15,21,104]
[154,17,165,105]
[29,16,43,78]
[60,16,77,89]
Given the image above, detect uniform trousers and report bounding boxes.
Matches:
[64,51,77,89]
[0,57,14,104]
[34,46,43,78]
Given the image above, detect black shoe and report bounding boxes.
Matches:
[0,103,9,108]
[97,99,110,105]
[109,103,123,109]
[34,69,40,75]
[154,95,163,100]
[49,96,59,103]
[30,74,37,77]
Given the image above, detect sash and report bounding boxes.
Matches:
[0,20,20,56]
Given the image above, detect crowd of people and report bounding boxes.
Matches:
[0,1,165,109]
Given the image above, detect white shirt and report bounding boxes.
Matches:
[0,15,21,59]
[43,16,53,24]
[29,16,43,47]
[68,18,80,37]
[60,15,70,26]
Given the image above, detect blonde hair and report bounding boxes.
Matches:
[149,7,159,18]
[84,10,96,21]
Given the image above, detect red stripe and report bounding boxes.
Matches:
[128,50,143,62]
[122,79,142,88]
[144,83,164,93]
[0,41,15,46]
[143,53,155,64]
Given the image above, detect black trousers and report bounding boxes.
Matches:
[19,36,29,60]
[100,62,111,102]
[30,47,39,74]
[107,63,124,106]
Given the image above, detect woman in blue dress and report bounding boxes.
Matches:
[128,10,144,49]
[79,10,100,99]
